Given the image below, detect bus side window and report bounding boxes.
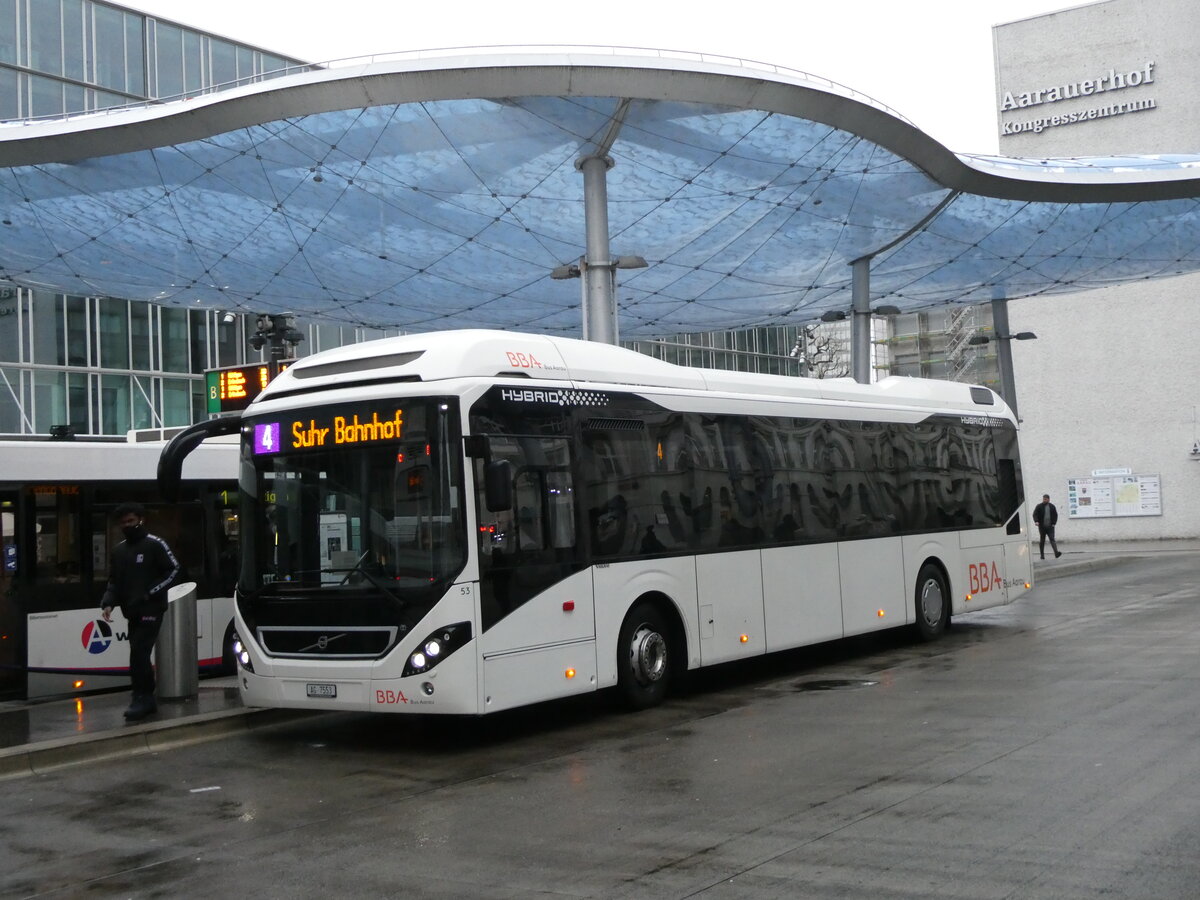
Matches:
[33,487,82,585]
[998,458,1020,535]
[513,461,576,552]
[546,468,575,549]
[514,471,543,550]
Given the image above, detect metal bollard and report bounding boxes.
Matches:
[157,581,198,699]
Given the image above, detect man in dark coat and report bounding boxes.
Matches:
[100,502,180,720]
[1032,493,1062,560]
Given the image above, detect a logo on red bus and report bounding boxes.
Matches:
[81,619,115,655]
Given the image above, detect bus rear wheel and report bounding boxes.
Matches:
[617,602,672,710]
[914,563,949,641]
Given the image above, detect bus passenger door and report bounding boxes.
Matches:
[476,436,590,642]
[476,435,594,711]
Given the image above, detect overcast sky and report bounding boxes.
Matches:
[121,0,1076,153]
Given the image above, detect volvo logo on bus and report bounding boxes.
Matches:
[301,633,346,653]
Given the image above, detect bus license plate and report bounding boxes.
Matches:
[306,683,337,698]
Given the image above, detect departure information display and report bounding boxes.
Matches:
[205,361,291,413]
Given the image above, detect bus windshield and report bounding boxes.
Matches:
[239,398,466,600]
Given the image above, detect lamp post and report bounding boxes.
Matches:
[551,255,647,343]
[249,313,304,377]
[967,329,1037,418]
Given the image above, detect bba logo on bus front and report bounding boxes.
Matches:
[81,619,124,655]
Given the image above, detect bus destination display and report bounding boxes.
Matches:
[254,408,405,455]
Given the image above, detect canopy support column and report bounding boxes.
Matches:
[851,257,872,384]
[991,293,1019,418]
[578,154,617,344]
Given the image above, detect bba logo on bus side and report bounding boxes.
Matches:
[504,350,566,373]
[81,619,125,655]
[968,561,1003,595]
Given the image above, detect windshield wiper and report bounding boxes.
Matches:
[333,551,395,595]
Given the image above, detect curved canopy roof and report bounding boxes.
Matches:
[2,48,1200,336]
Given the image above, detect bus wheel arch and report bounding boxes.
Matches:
[913,558,950,641]
[616,592,685,710]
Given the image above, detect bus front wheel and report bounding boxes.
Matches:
[914,563,949,641]
[617,602,672,710]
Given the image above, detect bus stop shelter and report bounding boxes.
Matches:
[2,47,1200,389]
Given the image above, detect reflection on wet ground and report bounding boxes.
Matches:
[0,677,241,750]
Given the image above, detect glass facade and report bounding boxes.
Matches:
[0,1,381,437]
[626,321,877,380]
[879,307,1000,388]
[0,285,404,436]
[626,326,809,377]
[0,0,305,121]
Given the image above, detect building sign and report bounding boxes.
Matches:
[1067,473,1161,518]
[1000,61,1157,138]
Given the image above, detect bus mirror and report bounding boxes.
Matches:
[158,417,242,501]
[485,460,513,512]
[463,435,490,459]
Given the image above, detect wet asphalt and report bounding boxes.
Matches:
[1,542,1198,899]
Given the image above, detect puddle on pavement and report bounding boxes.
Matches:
[793,679,879,692]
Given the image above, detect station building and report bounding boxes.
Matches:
[994,0,1199,539]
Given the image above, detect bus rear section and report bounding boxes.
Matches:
[220,329,1031,716]
[1,433,239,700]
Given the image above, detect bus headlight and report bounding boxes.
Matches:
[402,622,471,677]
[232,634,255,673]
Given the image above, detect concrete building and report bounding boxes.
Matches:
[995,0,1200,539]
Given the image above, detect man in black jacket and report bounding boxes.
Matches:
[1032,494,1062,560]
[100,503,180,720]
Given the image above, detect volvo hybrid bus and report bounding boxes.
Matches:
[1,431,239,699]
[160,329,1032,715]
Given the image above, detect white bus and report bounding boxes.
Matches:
[0,432,239,699]
[163,329,1032,715]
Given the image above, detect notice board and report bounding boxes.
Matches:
[1067,474,1162,518]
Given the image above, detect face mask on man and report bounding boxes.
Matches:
[122,524,146,541]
